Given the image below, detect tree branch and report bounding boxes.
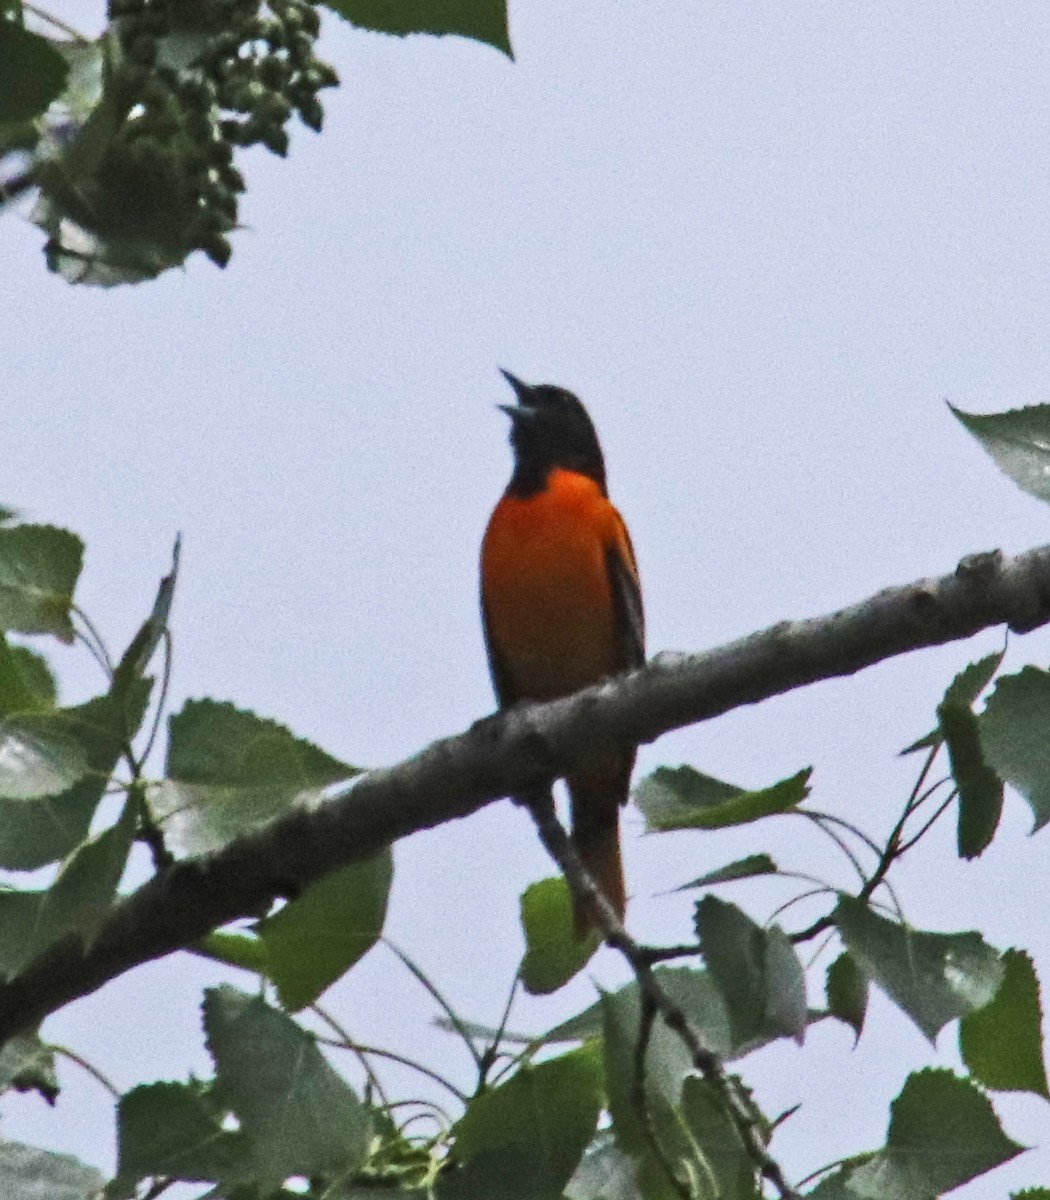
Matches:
[0,543,1048,1043]
[524,793,799,1199]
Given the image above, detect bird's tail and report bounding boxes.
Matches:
[568,759,631,937]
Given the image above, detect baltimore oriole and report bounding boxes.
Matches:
[480,371,645,934]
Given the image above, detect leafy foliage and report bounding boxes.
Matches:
[1,0,511,283]
[4,389,1050,1199]
[951,403,1050,505]
[696,896,808,1048]
[980,667,1050,830]
[519,875,598,994]
[834,896,1002,1042]
[0,1141,103,1200]
[257,848,393,1009]
[0,20,69,124]
[442,1042,602,1199]
[322,0,512,55]
[636,764,810,830]
[204,985,371,1184]
[846,1069,1024,1198]
[960,949,1049,1098]
[825,951,868,1042]
[153,697,358,855]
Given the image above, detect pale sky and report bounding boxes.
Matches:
[5,2,1050,1194]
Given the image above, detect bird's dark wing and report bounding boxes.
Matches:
[481,590,515,708]
[606,519,645,671]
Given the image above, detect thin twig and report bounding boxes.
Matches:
[478,972,520,1090]
[797,811,871,886]
[637,942,702,964]
[319,1033,468,1104]
[24,2,89,40]
[72,606,113,676]
[384,1097,456,1139]
[801,928,839,971]
[630,985,691,1200]
[310,1004,392,1111]
[896,787,959,854]
[0,169,38,206]
[524,793,800,1200]
[385,941,483,1071]
[72,628,112,680]
[49,1044,120,1098]
[765,887,837,927]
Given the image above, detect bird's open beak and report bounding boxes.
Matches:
[498,368,535,419]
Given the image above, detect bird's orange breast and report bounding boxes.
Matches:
[481,468,634,702]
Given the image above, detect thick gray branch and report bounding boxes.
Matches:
[0,543,1047,1042]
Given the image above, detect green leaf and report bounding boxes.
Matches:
[0,891,47,978]
[939,701,1003,858]
[0,784,97,872]
[805,1165,873,1199]
[980,667,1050,830]
[155,699,359,854]
[322,0,512,56]
[0,1141,103,1200]
[652,966,734,1059]
[542,1001,605,1045]
[675,853,778,890]
[0,636,56,714]
[0,525,83,642]
[764,926,808,1043]
[441,1043,603,1199]
[0,1033,58,1103]
[680,1076,761,1200]
[950,402,1050,505]
[696,896,807,1048]
[41,797,135,945]
[0,714,89,798]
[564,1132,639,1200]
[960,949,1049,1098]
[0,680,150,870]
[0,22,69,124]
[945,650,1007,708]
[203,985,370,1185]
[834,896,1003,1041]
[116,1080,252,1186]
[902,650,1004,754]
[519,876,598,995]
[0,799,135,979]
[848,1069,1024,1198]
[601,979,693,1199]
[637,766,810,831]
[195,929,272,975]
[1013,1191,1050,1199]
[600,975,761,1200]
[167,698,354,786]
[258,848,393,1010]
[826,952,868,1042]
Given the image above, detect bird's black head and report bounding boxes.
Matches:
[498,369,607,497]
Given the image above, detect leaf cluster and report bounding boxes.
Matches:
[0,0,510,283]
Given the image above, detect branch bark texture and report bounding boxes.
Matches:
[1,543,1049,1042]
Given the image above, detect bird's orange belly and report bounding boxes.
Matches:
[481,486,619,701]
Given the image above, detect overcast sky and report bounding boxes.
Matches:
[5,1,1050,1194]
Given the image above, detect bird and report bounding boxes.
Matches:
[480,370,644,935]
